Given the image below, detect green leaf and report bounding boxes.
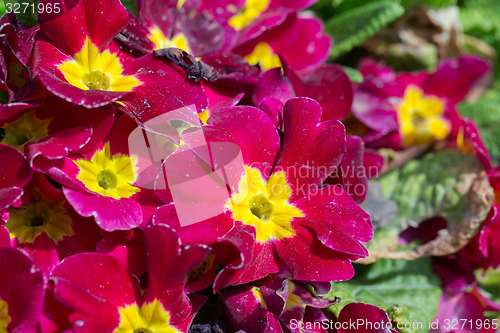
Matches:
[0,2,5,17]
[325,0,405,57]
[325,258,442,333]
[378,150,483,229]
[120,0,138,16]
[420,0,457,6]
[402,0,457,8]
[0,90,8,104]
[476,267,500,304]
[459,0,500,64]
[4,0,39,27]
[342,66,364,83]
[459,90,500,163]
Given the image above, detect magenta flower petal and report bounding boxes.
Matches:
[352,90,399,134]
[432,288,498,333]
[252,68,295,107]
[423,56,491,103]
[51,253,141,332]
[457,118,492,170]
[40,283,73,333]
[274,224,357,282]
[25,125,93,162]
[202,81,245,114]
[274,98,346,199]
[142,224,209,322]
[55,208,104,257]
[63,187,143,231]
[327,135,369,203]
[287,65,353,121]
[203,106,280,177]
[47,104,115,154]
[337,302,394,333]
[294,187,373,243]
[126,0,225,56]
[202,52,261,91]
[96,229,147,277]
[433,254,475,293]
[0,103,37,122]
[0,144,32,189]
[28,232,61,276]
[153,204,234,246]
[267,15,331,72]
[0,248,45,332]
[462,203,500,270]
[0,14,41,106]
[218,239,280,288]
[299,218,369,257]
[137,0,177,28]
[38,65,129,108]
[212,224,259,292]
[182,13,225,57]
[122,54,209,122]
[259,97,284,128]
[363,149,385,179]
[0,226,10,247]
[0,144,32,210]
[116,12,157,54]
[221,285,284,333]
[0,188,23,212]
[39,0,128,55]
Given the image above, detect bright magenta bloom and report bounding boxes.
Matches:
[0,144,31,211]
[28,115,163,231]
[352,56,490,149]
[0,248,45,332]
[48,224,208,332]
[155,97,372,289]
[222,277,336,332]
[34,0,207,120]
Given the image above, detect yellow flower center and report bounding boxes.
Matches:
[228,0,270,30]
[148,27,190,52]
[6,190,73,243]
[114,300,181,333]
[176,0,186,9]
[0,111,50,152]
[73,142,139,199]
[252,287,267,307]
[244,42,281,71]
[0,299,10,333]
[57,37,141,92]
[226,166,303,243]
[397,85,450,147]
[284,282,303,311]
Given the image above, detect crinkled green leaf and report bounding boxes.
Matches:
[459,90,500,163]
[379,150,483,229]
[326,258,442,333]
[325,0,405,57]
